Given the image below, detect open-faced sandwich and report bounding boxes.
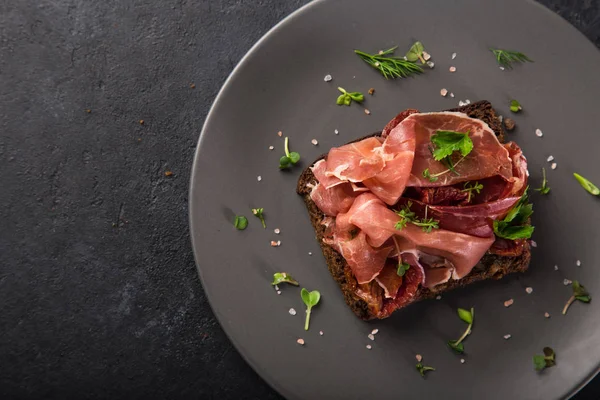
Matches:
[297,101,533,320]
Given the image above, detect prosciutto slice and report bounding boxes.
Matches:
[324,137,385,183]
[403,112,513,187]
[336,231,392,284]
[309,160,358,216]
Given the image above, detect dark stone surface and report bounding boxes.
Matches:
[0,0,598,399]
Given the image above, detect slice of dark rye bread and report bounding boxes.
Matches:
[296,100,531,320]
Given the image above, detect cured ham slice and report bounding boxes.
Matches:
[381,109,419,138]
[375,261,404,299]
[309,183,357,217]
[343,193,399,248]
[402,112,513,187]
[324,137,385,183]
[311,160,345,189]
[336,231,392,284]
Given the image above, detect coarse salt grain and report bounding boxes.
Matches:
[450,92,455,98]
[460,359,465,364]
[458,101,466,107]
[504,334,512,340]
[530,240,537,248]
[436,295,442,300]
[324,74,332,82]
[257,176,262,182]
[426,61,435,69]
[270,241,279,247]
[576,260,582,266]
[416,354,423,362]
[535,129,543,137]
[544,312,551,318]
[449,66,457,72]
[554,265,559,271]
[319,331,324,336]
[334,129,339,135]
[440,88,448,97]
[499,66,505,71]
[368,334,375,341]
[465,99,471,105]
[564,279,572,286]
[297,338,305,345]
[547,155,554,162]
[274,285,279,291]
[452,52,457,60]
[371,329,379,335]
[551,163,557,170]
[366,345,372,350]
[276,290,281,295]
[277,131,282,137]
[364,109,371,115]
[289,308,296,316]
[311,139,318,146]
[498,115,504,123]
[308,252,312,256]
[269,146,274,150]
[422,51,431,61]
[525,287,533,294]
[274,228,280,234]
[504,299,514,307]
[277,240,281,246]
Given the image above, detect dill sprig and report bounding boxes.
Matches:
[490,48,533,69]
[354,47,423,79]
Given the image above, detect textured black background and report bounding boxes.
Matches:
[1,0,599,399]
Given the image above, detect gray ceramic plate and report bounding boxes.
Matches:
[190,0,600,398]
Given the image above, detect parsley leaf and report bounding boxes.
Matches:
[422,168,438,182]
[431,130,473,161]
[406,41,426,64]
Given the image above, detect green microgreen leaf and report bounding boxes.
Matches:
[279,137,300,170]
[252,208,266,229]
[490,48,533,69]
[301,288,321,331]
[422,168,438,182]
[573,173,600,196]
[336,87,365,106]
[534,347,556,371]
[510,99,522,113]
[272,272,299,286]
[406,41,426,64]
[394,202,439,233]
[397,261,410,277]
[448,307,474,354]
[416,362,435,377]
[336,94,346,105]
[234,215,248,230]
[563,280,592,314]
[354,46,423,79]
[535,168,551,195]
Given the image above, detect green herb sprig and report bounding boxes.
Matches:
[533,347,556,371]
[573,173,600,196]
[448,308,474,354]
[416,360,435,377]
[510,99,522,113]
[562,280,591,315]
[493,189,535,240]
[491,49,533,69]
[234,215,248,230]
[301,288,321,331]
[394,202,439,233]
[462,181,484,202]
[354,47,423,79]
[422,130,473,181]
[272,272,298,286]
[279,137,301,169]
[252,208,266,228]
[336,87,364,106]
[535,168,550,195]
